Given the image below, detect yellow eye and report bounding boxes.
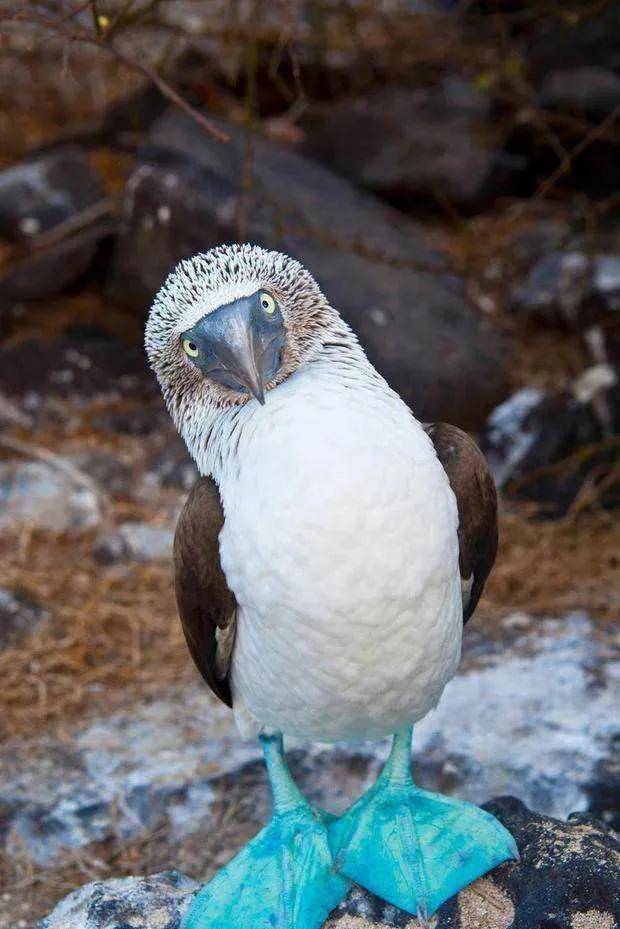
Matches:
[182,338,199,358]
[260,292,276,315]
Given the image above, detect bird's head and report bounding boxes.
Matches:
[145,244,347,418]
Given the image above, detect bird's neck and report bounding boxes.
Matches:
[178,327,384,485]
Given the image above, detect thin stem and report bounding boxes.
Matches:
[260,732,307,815]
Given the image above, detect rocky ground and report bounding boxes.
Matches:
[0,2,618,927]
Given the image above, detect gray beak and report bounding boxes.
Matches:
[183,293,286,404]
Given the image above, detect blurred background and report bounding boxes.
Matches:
[0,2,618,926]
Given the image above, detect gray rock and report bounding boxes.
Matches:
[303,79,514,213]
[0,220,114,305]
[479,375,619,515]
[91,404,169,437]
[0,147,104,245]
[1,613,616,869]
[477,387,546,489]
[0,335,155,415]
[0,687,380,867]
[109,109,508,429]
[93,521,175,565]
[36,870,198,929]
[35,802,620,929]
[0,147,112,305]
[0,460,102,534]
[68,451,132,499]
[146,441,199,492]
[511,250,620,327]
[415,614,619,818]
[0,586,48,649]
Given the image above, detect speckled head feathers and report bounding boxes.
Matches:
[145,243,354,409]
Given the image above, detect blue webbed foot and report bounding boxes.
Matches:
[182,734,351,929]
[329,729,518,920]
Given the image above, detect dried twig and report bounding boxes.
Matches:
[531,104,620,205]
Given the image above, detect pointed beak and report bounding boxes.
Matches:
[208,305,266,404]
[184,294,285,404]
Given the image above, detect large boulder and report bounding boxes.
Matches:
[302,79,514,213]
[109,110,508,429]
[0,147,104,244]
[35,802,620,929]
[0,147,113,305]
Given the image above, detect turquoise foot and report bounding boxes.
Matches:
[182,805,351,929]
[329,736,518,919]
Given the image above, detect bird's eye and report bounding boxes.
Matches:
[182,338,199,358]
[260,292,276,315]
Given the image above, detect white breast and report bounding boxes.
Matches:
[217,360,463,742]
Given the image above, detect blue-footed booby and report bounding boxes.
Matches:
[145,243,517,929]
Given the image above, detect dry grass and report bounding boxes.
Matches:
[0,530,190,742]
[488,507,619,620]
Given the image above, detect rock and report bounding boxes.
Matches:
[0,686,381,867]
[586,737,620,830]
[68,451,132,499]
[0,334,155,415]
[525,5,620,84]
[0,147,105,245]
[93,521,175,565]
[146,440,199,492]
[303,79,515,213]
[35,801,620,929]
[538,66,620,118]
[0,460,102,534]
[2,613,616,869]
[0,220,114,305]
[477,387,546,489]
[479,373,619,515]
[510,250,620,328]
[108,155,238,314]
[0,147,112,304]
[36,870,199,929]
[329,798,620,927]
[0,586,48,649]
[91,404,169,437]
[109,109,508,429]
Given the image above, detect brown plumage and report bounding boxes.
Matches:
[173,423,497,707]
[424,422,498,623]
[173,476,236,706]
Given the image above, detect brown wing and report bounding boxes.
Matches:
[174,475,236,706]
[424,423,498,624]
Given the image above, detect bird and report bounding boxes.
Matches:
[145,243,517,929]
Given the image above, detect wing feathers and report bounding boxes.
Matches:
[174,476,236,706]
[424,423,498,623]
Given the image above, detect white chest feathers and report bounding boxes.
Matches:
[216,361,463,742]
